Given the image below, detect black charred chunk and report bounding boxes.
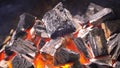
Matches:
[42,2,76,39]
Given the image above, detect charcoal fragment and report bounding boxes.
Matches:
[39,38,46,48]
[11,38,36,57]
[5,46,14,56]
[73,37,90,58]
[89,8,113,25]
[86,62,112,68]
[17,13,35,30]
[88,27,108,57]
[71,60,83,68]
[107,33,120,60]
[42,2,76,39]
[12,55,34,68]
[40,38,64,56]
[54,48,79,66]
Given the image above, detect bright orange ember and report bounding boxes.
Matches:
[0,51,5,61]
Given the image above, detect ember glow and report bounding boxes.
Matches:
[0,51,5,61]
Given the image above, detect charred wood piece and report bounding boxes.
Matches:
[86,62,112,68]
[89,8,113,25]
[12,55,34,68]
[17,13,35,30]
[88,27,108,57]
[107,33,120,60]
[73,38,90,58]
[5,46,14,56]
[54,48,79,66]
[40,38,64,56]
[42,2,76,39]
[39,38,46,48]
[11,38,36,58]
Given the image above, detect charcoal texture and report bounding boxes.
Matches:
[5,46,14,56]
[11,38,36,55]
[107,33,120,60]
[42,2,76,39]
[54,48,79,66]
[74,38,90,58]
[40,38,63,56]
[89,8,113,25]
[86,62,112,68]
[88,28,108,57]
[12,55,34,68]
[17,13,35,30]
[39,38,46,48]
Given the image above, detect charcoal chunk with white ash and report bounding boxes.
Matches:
[54,48,79,66]
[88,8,113,25]
[11,38,36,58]
[88,27,108,57]
[42,2,76,39]
[40,38,64,56]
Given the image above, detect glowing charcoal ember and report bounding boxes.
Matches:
[54,48,79,66]
[40,38,64,56]
[33,53,45,68]
[0,51,5,61]
[88,27,108,57]
[73,38,90,58]
[107,33,120,60]
[42,2,76,39]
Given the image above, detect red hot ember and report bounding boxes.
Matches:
[0,2,118,68]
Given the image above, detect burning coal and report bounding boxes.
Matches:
[0,2,119,68]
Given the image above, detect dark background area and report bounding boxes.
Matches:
[0,0,120,43]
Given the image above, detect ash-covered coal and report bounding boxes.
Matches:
[42,2,76,39]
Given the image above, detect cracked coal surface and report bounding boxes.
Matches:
[0,0,120,46]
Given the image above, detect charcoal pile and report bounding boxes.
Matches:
[0,2,120,68]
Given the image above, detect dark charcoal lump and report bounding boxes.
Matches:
[73,37,90,58]
[71,60,83,68]
[5,46,14,56]
[88,28,108,57]
[42,2,76,39]
[17,13,35,30]
[54,48,79,66]
[107,33,120,60]
[39,38,46,48]
[12,55,34,68]
[86,62,112,68]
